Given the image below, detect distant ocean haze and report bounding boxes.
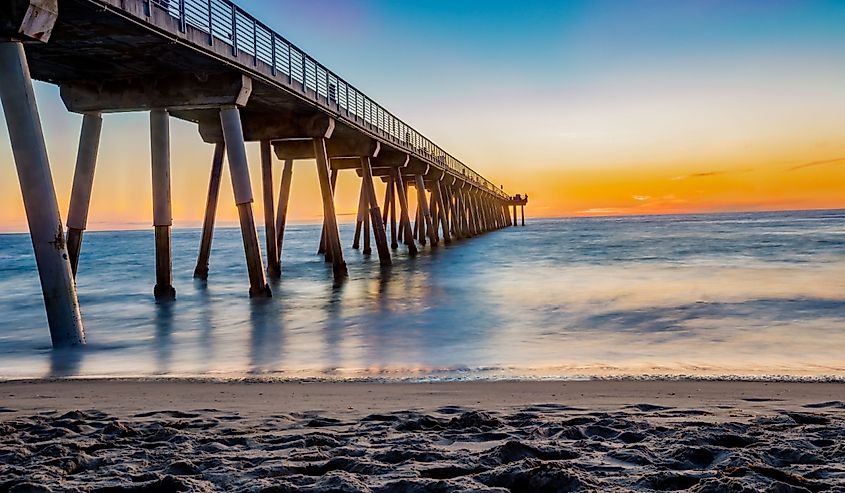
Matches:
[0,210,843,381]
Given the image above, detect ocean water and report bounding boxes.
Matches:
[0,210,843,381]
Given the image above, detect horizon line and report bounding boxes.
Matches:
[0,206,842,235]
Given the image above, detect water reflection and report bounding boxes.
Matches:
[154,301,174,374]
[48,347,84,378]
[248,298,284,374]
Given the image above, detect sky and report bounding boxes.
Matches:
[2,0,845,232]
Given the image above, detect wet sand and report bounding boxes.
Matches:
[1,380,843,491]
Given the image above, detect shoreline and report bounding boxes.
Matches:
[3,370,845,385]
[3,379,843,417]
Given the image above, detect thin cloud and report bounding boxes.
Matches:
[788,157,845,171]
[671,169,752,181]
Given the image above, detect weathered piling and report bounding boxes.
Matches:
[193,143,226,280]
[66,112,102,277]
[0,40,85,347]
[150,109,176,301]
[220,106,271,297]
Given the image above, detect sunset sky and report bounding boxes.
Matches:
[1,0,845,232]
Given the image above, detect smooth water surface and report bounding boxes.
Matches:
[1,210,844,380]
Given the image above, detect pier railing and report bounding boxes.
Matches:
[147,0,510,199]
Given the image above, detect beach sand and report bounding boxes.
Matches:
[1,380,843,491]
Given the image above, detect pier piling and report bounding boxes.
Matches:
[0,40,85,347]
[220,106,271,297]
[353,178,366,250]
[275,159,294,264]
[150,109,176,301]
[314,138,347,278]
[392,169,418,255]
[260,141,280,277]
[361,157,392,265]
[66,112,102,277]
[194,143,226,280]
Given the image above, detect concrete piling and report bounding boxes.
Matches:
[0,41,85,348]
[66,112,102,277]
[194,143,226,280]
[150,109,176,301]
[220,106,271,297]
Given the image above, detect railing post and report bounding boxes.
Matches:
[271,34,277,76]
[231,4,238,56]
[207,0,214,45]
[178,0,186,32]
[252,20,257,66]
[287,44,292,83]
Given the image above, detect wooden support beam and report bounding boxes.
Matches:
[275,159,293,263]
[66,112,102,277]
[193,142,225,280]
[392,168,417,255]
[314,137,347,278]
[260,141,280,277]
[521,205,525,226]
[220,106,271,297]
[361,156,392,265]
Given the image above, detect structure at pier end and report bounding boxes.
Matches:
[0,0,527,347]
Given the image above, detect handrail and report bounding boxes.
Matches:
[147,0,511,199]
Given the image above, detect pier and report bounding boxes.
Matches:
[0,0,526,348]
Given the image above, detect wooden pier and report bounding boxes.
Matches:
[0,0,527,347]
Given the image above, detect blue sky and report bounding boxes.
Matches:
[2,0,845,230]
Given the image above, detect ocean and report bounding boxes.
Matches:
[0,210,843,381]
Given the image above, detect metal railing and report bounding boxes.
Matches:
[146,0,510,199]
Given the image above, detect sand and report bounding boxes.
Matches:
[1,380,843,492]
